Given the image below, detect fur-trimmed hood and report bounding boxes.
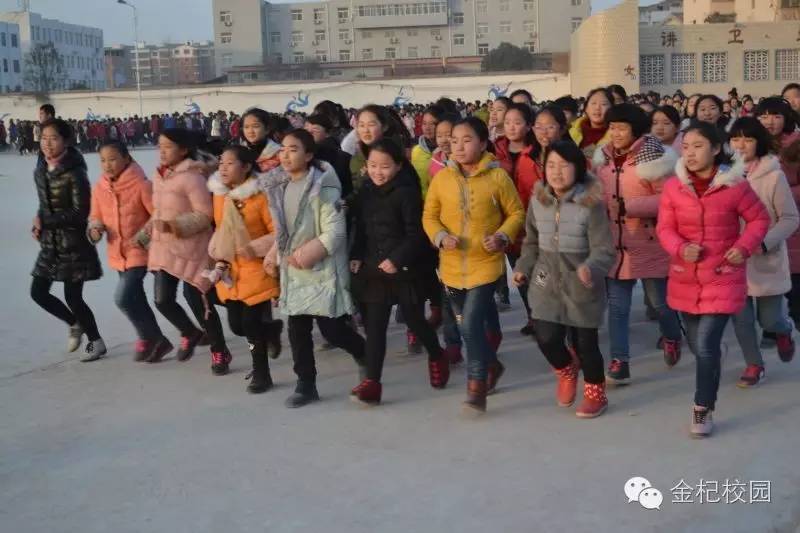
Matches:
[534,173,604,207]
[159,152,219,180]
[675,156,746,191]
[207,173,261,200]
[745,154,782,183]
[593,134,678,181]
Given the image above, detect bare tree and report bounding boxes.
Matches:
[23,42,66,93]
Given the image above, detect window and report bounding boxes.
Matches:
[273,53,282,64]
[702,52,727,83]
[339,49,350,61]
[671,52,696,83]
[271,32,281,44]
[293,52,305,63]
[477,23,489,37]
[571,0,582,4]
[453,34,465,46]
[385,30,395,37]
[744,50,769,81]
[431,45,441,58]
[219,10,233,26]
[1,33,5,46]
[314,8,325,23]
[776,49,800,81]
[499,0,510,12]
[291,9,303,21]
[453,12,464,24]
[523,41,535,53]
[407,46,418,58]
[781,0,800,6]
[361,48,373,60]
[2,59,6,72]
[478,43,489,56]
[10,34,17,47]
[220,32,232,44]
[339,29,350,41]
[316,51,327,62]
[571,18,582,32]
[362,31,372,39]
[407,29,418,36]
[338,7,350,23]
[477,0,488,14]
[315,30,326,42]
[524,0,535,10]
[431,29,440,36]
[13,59,19,73]
[291,31,304,44]
[640,54,665,85]
[523,21,536,34]
[385,47,396,59]
[499,21,512,34]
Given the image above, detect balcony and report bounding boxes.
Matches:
[353,2,448,29]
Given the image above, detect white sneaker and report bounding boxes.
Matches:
[81,338,107,362]
[67,324,84,353]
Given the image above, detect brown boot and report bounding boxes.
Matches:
[462,379,487,415]
[486,360,506,395]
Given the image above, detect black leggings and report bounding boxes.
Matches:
[364,296,443,382]
[153,271,227,353]
[533,319,605,384]
[225,299,273,341]
[288,314,365,382]
[30,276,101,341]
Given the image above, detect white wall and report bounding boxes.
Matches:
[0,72,570,120]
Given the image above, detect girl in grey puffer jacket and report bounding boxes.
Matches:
[514,140,615,419]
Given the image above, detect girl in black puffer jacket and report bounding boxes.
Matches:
[31,119,106,362]
[348,139,449,405]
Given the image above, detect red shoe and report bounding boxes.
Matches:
[176,330,204,361]
[487,331,503,354]
[576,382,608,418]
[134,339,150,362]
[663,338,682,367]
[352,379,382,406]
[462,379,487,415]
[737,364,766,388]
[776,333,795,362]
[428,357,450,389]
[554,361,579,407]
[211,350,232,376]
[444,345,463,365]
[407,330,422,354]
[427,306,443,330]
[486,359,506,395]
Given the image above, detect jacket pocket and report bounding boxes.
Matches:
[564,270,599,303]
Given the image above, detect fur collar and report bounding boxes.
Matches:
[534,173,604,207]
[207,173,261,200]
[675,156,746,189]
[593,135,678,181]
[745,155,782,182]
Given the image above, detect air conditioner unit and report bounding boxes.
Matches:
[344,39,352,44]
[529,32,537,37]
[477,33,486,39]
[290,42,298,48]
[435,35,443,41]
[313,40,319,46]
[315,19,323,25]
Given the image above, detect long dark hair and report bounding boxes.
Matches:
[221,144,259,176]
[504,103,536,147]
[356,104,411,154]
[683,121,733,167]
[728,117,779,158]
[754,97,798,135]
[283,128,323,171]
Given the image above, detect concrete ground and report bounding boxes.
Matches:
[1,150,799,533]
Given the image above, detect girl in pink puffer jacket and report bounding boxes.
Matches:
[657,122,770,439]
[88,141,170,363]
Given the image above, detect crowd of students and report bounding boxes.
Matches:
[26,81,800,438]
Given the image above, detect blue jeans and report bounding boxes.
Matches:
[681,313,730,410]
[607,278,682,361]
[115,267,162,341]
[732,295,793,367]
[442,286,501,350]
[446,281,499,380]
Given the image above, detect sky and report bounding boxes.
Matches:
[0,0,660,47]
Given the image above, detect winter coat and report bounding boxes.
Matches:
[428,148,448,179]
[656,159,770,315]
[514,177,615,328]
[32,147,102,282]
[148,156,216,292]
[411,137,435,199]
[316,136,353,199]
[593,135,678,280]
[260,161,353,318]
[494,136,543,213]
[253,139,282,173]
[569,116,611,161]
[88,161,153,272]
[422,152,525,290]
[778,132,800,272]
[350,165,430,302]
[208,174,278,306]
[741,155,799,297]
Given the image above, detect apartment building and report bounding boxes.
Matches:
[684,0,799,24]
[639,0,683,25]
[0,21,23,92]
[212,0,590,76]
[0,10,105,91]
[105,42,216,89]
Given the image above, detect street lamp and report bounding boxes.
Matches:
[117,0,143,117]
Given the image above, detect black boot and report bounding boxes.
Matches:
[285,380,320,408]
[266,320,283,360]
[247,340,273,394]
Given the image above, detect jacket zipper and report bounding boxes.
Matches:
[613,164,625,279]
